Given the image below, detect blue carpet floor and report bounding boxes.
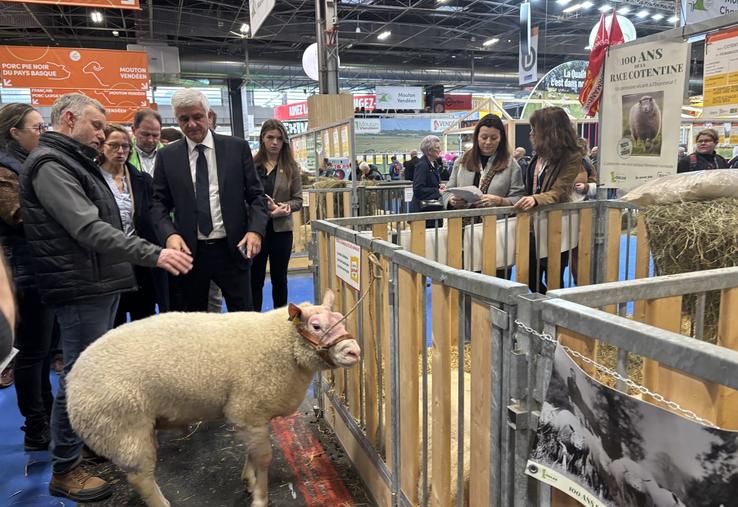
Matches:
[0,274,315,507]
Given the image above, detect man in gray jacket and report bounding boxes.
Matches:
[19,93,193,503]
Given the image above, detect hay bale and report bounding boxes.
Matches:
[642,197,738,342]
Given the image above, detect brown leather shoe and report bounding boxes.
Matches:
[49,465,113,502]
[0,366,13,388]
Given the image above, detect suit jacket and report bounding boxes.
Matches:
[524,152,581,207]
[256,162,303,233]
[410,157,441,213]
[151,133,268,268]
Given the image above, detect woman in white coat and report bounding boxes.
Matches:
[443,114,524,209]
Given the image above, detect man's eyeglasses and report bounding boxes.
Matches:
[18,123,49,133]
[104,143,131,151]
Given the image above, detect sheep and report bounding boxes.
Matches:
[65,290,360,507]
[629,96,662,152]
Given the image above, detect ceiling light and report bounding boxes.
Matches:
[239,23,249,34]
[617,6,631,14]
[355,24,361,33]
[563,3,583,13]
[581,1,594,8]
[556,0,573,4]
[667,15,680,23]
[377,30,391,40]
[651,13,664,21]
[636,9,650,18]
[112,30,119,36]
[598,4,612,12]
[91,11,103,23]
[482,37,500,47]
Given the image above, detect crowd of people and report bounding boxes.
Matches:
[0,89,302,503]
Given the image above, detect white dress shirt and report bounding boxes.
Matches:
[185,130,226,239]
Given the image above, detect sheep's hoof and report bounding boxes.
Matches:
[242,466,256,493]
[250,499,267,507]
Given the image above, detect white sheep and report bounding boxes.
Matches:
[629,95,662,151]
[65,290,360,507]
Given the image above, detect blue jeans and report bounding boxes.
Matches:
[49,294,119,474]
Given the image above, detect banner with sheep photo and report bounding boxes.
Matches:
[526,346,738,507]
[599,40,689,191]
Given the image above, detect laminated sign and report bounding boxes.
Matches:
[334,239,360,291]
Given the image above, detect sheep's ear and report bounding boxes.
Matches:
[322,290,335,309]
[288,303,302,321]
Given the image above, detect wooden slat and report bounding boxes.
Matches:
[410,219,426,256]
[398,266,421,505]
[558,327,597,375]
[308,194,317,224]
[643,296,682,395]
[481,215,497,276]
[604,208,621,314]
[717,288,738,429]
[345,284,361,419]
[326,191,335,219]
[372,224,392,469]
[430,283,452,507]
[469,299,492,507]
[318,232,330,304]
[362,249,379,446]
[633,215,650,322]
[546,210,563,290]
[292,209,303,253]
[576,208,592,287]
[515,212,530,286]
[342,191,351,218]
[447,217,462,373]
[333,277,346,399]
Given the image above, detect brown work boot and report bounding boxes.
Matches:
[49,465,113,502]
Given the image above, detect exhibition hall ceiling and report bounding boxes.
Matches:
[0,0,679,90]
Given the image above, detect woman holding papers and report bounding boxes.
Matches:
[514,106,583,294]
[443,114,524,209]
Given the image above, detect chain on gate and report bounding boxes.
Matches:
[513,320,717,428]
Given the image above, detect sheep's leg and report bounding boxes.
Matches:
[127,472,170,507]
[240,425,272,507]
[241,451,256,493]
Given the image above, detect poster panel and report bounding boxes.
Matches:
[528,345,738,507]
[334,238,360,291]
[375,86,423,110]
[340,124,350,158]
[600,40,688,189]
[682,0,738,25]
[332,128,340,157]
[703,27,738,118]
[1,0,138,8]
[250,0,276,37]
[519,26,539,86]
[354,118,381,135]
[0,46,149,91]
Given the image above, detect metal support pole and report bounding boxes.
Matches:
[315,0,340,95]
[227,78,245,139]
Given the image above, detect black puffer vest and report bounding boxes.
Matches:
[19,132,136,304]
[0,144,36,291]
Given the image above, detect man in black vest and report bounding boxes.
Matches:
[19,93,193,503]
[151,89,267,311]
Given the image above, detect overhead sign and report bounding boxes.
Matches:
[703,27,738,118]
[283,120,308,137]
[1,0,139,8]
[682,0,738,25]
[519,2,538,86]
[521,60,587,119]
[0,46,149,91]
[30,88,148,123]
[334,238,360,291]
[250,0,276,37]
[375,86,423,110]
[430,118,456,132]
[600,40,688,189]
[444,94,472,110]
[354,118,381,135]
[354,94,376,111]
[274,101,308,121]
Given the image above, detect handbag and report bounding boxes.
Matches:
[419,199,444,212]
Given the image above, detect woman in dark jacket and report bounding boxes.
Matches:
[515,107,583,294]
[99,124,168,325]
[677,128,728,173]
[250,119,303,311]
[410,135,445,228]
[0,103,56,450]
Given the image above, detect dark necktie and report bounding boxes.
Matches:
[195,144,213,236]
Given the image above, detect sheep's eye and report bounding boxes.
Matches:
[312,323,321,331]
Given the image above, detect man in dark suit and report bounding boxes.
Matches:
[151,89,268,311]
[403,149,419,181]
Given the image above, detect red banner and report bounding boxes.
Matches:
[353,94,376,111]
[274,101,308,121]
[1,0,140,9]
[444,94,472,110]
[0,46,149,91]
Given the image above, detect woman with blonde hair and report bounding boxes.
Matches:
[250,119,303,311]
[515,107,583,293]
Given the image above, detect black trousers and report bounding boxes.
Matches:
[172,239,253,312]
[528,232,569,294]
[114,266,159,326]
[250,221,293,312]
[13,286,55,434]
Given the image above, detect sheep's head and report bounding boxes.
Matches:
[639,96,655,113]
[288,290,361,368]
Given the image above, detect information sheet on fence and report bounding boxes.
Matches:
[600,40,688,190]
[335,238,361,291]
[703,27,738,118]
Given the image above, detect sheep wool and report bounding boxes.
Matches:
[66,291,360,507]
